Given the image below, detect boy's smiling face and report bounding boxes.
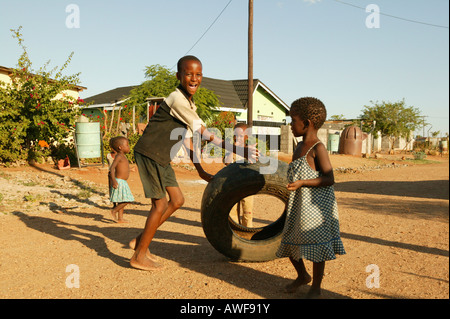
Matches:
[177,59,203,98]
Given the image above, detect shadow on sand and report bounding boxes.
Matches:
[15,208,351,299]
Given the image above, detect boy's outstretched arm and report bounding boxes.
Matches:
[197,125,259,162]
[183,136,213,182]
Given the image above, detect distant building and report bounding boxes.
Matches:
[0,65,86,99]
[82,86,136,122]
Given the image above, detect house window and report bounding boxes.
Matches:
[257,115,273,121]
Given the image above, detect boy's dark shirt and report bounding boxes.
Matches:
[134,101,187,166]
[134,85,204,167]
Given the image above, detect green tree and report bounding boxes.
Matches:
[431,131,440,138]
[0,27,82,164]
[330,114,345,120]
[125,64,219,124]
[359,99,422,151]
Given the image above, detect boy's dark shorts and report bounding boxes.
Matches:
[134,151,178,199]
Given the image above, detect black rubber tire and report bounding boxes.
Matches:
[201,160,289,262]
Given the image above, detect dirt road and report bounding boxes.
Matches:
[0,153,448,300]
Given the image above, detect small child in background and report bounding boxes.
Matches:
[224,123,254,227]
[276,97,345,298]
[108,136,134,223]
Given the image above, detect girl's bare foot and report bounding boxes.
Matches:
[116,218,128,223]
[110,209,117,221]
[285,275,312,293]
[130,252,163,271]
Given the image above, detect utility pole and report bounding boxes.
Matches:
[247,0,253,126]
[421,116,427,137]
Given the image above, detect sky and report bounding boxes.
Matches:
[1,0,448,136]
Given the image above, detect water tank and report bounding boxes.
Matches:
[338,126,364,156]
[327,133,340,153]
[440,140,448,152]
[75,122,101,158]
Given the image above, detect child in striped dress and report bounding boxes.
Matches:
[276,97,345,298]
[109,136,134,223]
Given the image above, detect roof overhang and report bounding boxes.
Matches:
[146,97,165,102]
[216,106,247,113]
[79,97,130,111]
[0,65,87,92]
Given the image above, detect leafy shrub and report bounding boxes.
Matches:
[413,151,426,160]
[0,27,81,165]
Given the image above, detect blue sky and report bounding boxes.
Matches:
[1,0,448,135]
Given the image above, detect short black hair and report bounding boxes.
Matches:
[290,97,327,129]
[177,55,202,72]
[234,122,248,130]
[109,136,128,152]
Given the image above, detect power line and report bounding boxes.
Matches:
[171,0,233,70]
[332,0,449,29]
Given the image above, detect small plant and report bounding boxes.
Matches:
[0,172,11,180]
[77,189,92,199]
[413,151,426,160]
[23,193,42,202]
[22,180,38,187]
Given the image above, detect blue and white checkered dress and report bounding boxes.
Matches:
[110,178,135,203]
[276,142,346,263]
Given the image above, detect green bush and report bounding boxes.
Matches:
[413,151,426,160]
[0,27,82,165]
[102,132,140,164]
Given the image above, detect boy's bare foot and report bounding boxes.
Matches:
[128,238,157,261]
[130,253,163,271]
[284,275,312,293]
[116,219,128,223]
[304,286,322,299]
[129,238,138,249]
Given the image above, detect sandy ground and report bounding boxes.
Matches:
[0,153,448,302]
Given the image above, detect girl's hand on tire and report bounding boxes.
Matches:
[287,180,303,191]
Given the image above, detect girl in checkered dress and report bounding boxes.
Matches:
[276,97,345,298]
